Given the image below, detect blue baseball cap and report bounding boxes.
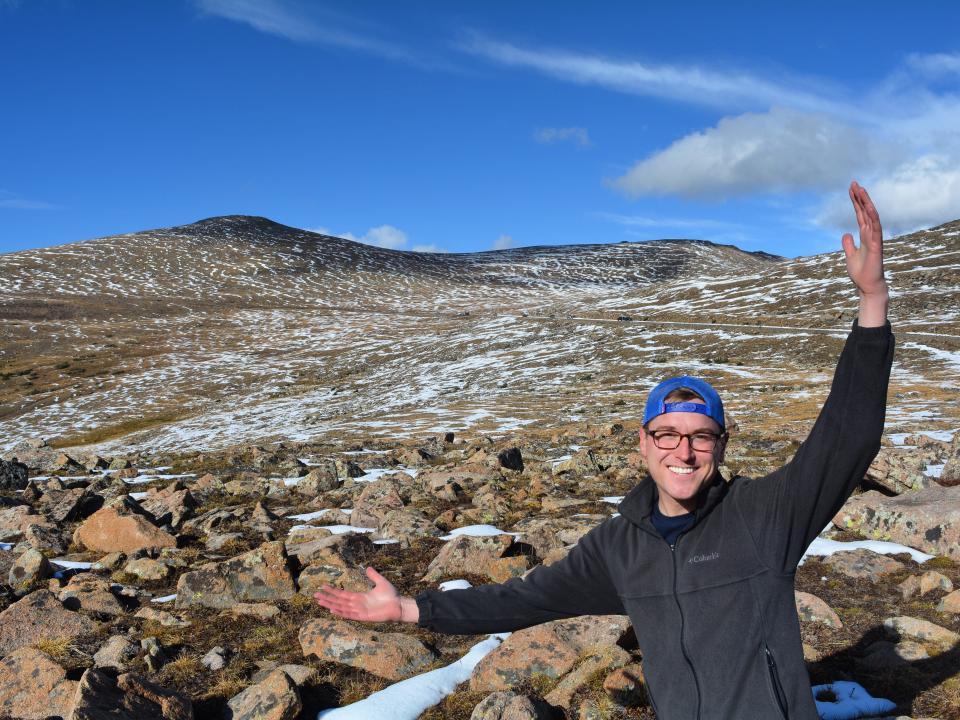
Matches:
[643,376,725,430]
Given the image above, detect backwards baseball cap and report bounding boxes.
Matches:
[643,376,725,430]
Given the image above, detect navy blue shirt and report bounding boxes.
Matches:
[651,502,695,547]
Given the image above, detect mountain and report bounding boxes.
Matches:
[1,217,958,453]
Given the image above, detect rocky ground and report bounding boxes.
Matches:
[0,419,959,720]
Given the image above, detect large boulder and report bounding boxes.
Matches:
[0,647,77,719]
[351,480,404,528]
[0,505,51,543]
[470,615,631,692]
[73,498,177,554]
[59,574,127,616]
[822,548,906,581]
[7,548,52,593]
[833,485,960,559]
[376,508,441,547]
[176,541,296,609]
[70,669,193,720]
[299,618,436,680]
[0,589,97,656]
[864,447,931,494]
[470,691,557,720]
[423,534,528,583]
[137,483,196,531]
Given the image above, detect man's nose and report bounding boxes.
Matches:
[675,435,696,458]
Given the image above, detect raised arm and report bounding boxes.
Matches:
[314,567,420,623]
[842,181,888,327]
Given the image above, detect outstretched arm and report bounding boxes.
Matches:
[314,567,420,623]
[842,181,888,327]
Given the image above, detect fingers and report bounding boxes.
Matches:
[365,566,390,586]
[841,232,856,260]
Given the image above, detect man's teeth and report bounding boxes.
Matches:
[669,466,694,475]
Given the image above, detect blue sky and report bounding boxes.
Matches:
[2,1,958,257]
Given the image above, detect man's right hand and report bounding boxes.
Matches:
[313,567,419,623]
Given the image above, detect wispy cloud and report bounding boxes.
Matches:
[534,127,591,147]
[491,234,514,250]
[0,190,58,210]
[196,0,437,67]
[311,224,410,250]
[905,52,960,78]
[462,34,846,116]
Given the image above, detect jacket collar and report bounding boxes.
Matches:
[618,472,729,533]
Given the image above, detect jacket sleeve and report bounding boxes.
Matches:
[736,320,894,572]
[416,519,627,635]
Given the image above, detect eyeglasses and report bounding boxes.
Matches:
[648,430,725,452]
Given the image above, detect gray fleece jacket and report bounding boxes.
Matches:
[416,321,894,719]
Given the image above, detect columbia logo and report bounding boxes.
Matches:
[688,552,720,564]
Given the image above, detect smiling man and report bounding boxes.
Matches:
[315,182,894,720]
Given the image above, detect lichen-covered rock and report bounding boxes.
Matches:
[176,540,296,609]
[0,589,97,655]
[73,498,177,554]
[0,505,50,543]
[602,662,648,707]
[70,669,193,720]
[544,646,631,709]
[0,647,77,719]
[225,668,301,720]
[822,548,906,580]
[351,479,404,528]
[7,548,52,593]
[295,465,341,496]
[298,618,436,680]
[377,508,441,547]
[469,691,557,720]
[795,591,843,628]
[93,635,138,671]
[470,615,631,692]
[834,485,960,559]
[883,615,960,653]
[124,557,174,582]
[137,484,196,531]
[59,574,127,616]
[423,534,513,581]
[936,589,960,613]
[0,459,29,491]
[865,448,931,494]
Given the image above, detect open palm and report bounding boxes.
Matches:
[313,567,402,622]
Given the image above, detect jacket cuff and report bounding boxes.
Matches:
[415,592,435,628]
[851,318,892,338]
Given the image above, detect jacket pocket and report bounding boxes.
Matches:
[764,645,789,719]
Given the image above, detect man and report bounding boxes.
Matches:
[315,181,893,719]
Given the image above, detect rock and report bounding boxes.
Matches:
[422,476,468,503]
[205,532,247,552]
[296,545,372,597]
[541,497,590,512]
[124,557,174,582]
[59,574,126,616]
[920,570,954,595]
[93,635,138,671]
[351,480,404,528]
[470,615,631,691]
[176,540,296,609]
[8,548,52,592]
[225,668,301,720]
[250,663,316,685]
[286,531,373,566]
[299,618,436,680]
[795,591,843,628]
[0,505,50,543]
[552,449,601,477]
[296,465,341,496]
[182,507,246,536]
[865,448,930,493]
[134,607,192,627]
[940,444,960,487]
[936,589,960,613]
[423,534,521,583]
[497,448,524,472]
[201,646,229,671]
[38,487,90,523]
[834,485,960,559]
[0,647,77,720]
[544,646,631,709]
[377,508,441,547]
[108,457,133,471]
[602,662,647,706]
[22,522,70,555]
[883,615,960,653]
[93,551,127,571]
[859,639,930,669]
[0,589,97,655]
[137,485,196,531]
[335,459,365,479]
[51,453,85,475]
[73,498,177,554]
[470,691,557,720]
[0,459,29,491]
[71,669,193,720]
[510,516,604,559]
[822,548,906,580]
[141,637,167,673]
[229,603,281,620]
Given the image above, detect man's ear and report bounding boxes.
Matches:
[715,434,728,464]
[637,427,649,461]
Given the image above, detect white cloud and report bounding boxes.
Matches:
[492,234,514,250]
[412,244,448,253]
[905,52,960,78]
[816,154,960,236]
[611,107,899,199]
[534,127,591,147]
[340,224,408,250]
[0,190,58,210]
[462,35,845,115]
[195,0,426,65]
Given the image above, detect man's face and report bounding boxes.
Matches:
[638,408,726,517]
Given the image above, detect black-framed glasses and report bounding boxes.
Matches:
[648,430,725,452]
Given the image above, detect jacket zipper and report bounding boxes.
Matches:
[671,534,702,720]
[764,645,789,719]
